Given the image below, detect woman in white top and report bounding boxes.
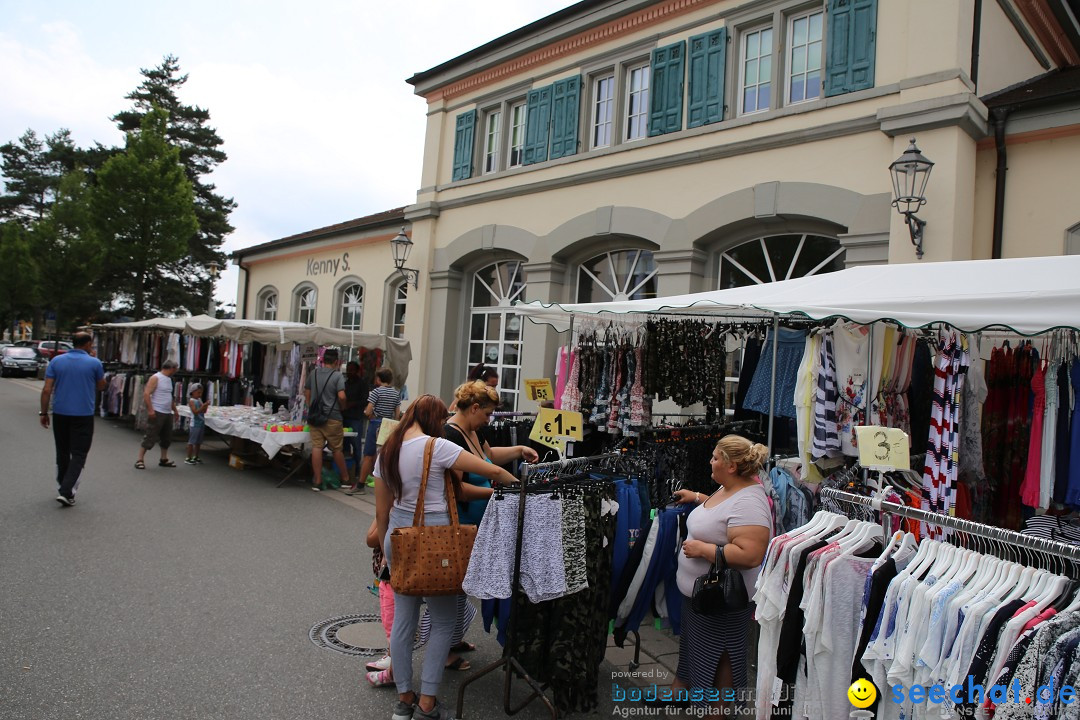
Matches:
[672,435,773,712]
[374,394,517,720]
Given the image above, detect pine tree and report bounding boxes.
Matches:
[92,108,199,319]
[0,129,80,225]
[0,222,40,338]
[113,54,235,312]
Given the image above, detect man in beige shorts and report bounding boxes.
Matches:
[303,349,350,491]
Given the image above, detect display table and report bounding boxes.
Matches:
[178,405,356,486]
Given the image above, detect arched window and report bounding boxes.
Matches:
[257,287,278,321]
[576,249,658,303]
[294,285,317,325]
[390,282,407,339]
[717,233,844,288]
[468,261,526,409]
[338,282,364,330]
[1066,222,1080,255]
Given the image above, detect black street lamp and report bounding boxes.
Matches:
[889,138,934,259]
[391,227,419,289]
[206,260,220,316]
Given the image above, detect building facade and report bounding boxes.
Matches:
[401,0,1080,407]
[233,208,411,346]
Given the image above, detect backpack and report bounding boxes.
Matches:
[307,369,339,427]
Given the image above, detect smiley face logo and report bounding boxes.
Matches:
[848,679,877,708]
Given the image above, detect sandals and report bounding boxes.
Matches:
[134,460,145,470]
[444,656,471,671]
[158,459,177,468]
[450,641,476,653]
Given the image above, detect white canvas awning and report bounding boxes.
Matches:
[93,316,412,384]
[515,256,1080,336]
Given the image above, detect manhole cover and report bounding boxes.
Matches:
[309,613,387,657]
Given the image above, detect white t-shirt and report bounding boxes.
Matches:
[675,483,772,597]
[374,435,463,514]
[149,372,174,413]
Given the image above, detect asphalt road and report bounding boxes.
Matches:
[0,377,615,720]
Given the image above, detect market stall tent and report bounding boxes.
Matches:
[515,255,1080,336]
[93,315,412,384]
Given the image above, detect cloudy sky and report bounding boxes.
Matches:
[0,0,573,307]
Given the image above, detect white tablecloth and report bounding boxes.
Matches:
[178,406,354,459]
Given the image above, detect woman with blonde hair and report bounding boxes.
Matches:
[671,434,773,712]
[444,381,539,525]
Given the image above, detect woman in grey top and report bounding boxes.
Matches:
[374,394,516,720]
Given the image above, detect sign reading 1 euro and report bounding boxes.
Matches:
[524,378,554,402]
[529,408,584,450]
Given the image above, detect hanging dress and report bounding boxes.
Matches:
[1065,359,1080,508]
[1020,363,1046,508]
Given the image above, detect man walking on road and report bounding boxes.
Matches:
[135,360,181,470]
[39,332,105,506]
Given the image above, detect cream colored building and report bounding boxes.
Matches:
[399,0,1080,407]
[233,207,411,347]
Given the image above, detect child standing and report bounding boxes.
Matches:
[352,368,401,495]
[185,384,210,465]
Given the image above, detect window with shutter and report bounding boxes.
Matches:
[825,0,877,97]
[688,28,727,128]
[648,41,686,136]
[549,76,582,159]
[452,110,477,181]
[523,85,553,165]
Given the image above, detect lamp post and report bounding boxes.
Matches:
[391,227,419,289]
[889,138,934,260]
[207,260,220,316]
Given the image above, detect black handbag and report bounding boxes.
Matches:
[691,544,749,615]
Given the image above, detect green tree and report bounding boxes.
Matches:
[32,169,109,332]
[0,222,40,338]
[0,129,81,225]
[113,54,234,308]
[92,108,199,319]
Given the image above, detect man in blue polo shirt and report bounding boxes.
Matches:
[39,332,105,507]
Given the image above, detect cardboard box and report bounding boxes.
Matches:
[228,454,247,470]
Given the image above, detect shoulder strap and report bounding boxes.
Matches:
[413,437,436,527]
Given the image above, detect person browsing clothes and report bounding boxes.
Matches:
[134,360,180,470]
[357,367,401,494]
[304,349,350,492]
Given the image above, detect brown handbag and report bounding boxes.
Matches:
[389,437,477,596]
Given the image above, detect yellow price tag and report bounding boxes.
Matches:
[529,408,584,450]
[854,426,910,471]
[524,378,554,402]
[375,418,400,446]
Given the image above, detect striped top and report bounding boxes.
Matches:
[367,385,401,419]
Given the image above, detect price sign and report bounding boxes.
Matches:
[529,408,584,450]
[375,418,400,446]
[524,378,555,402]
[854,426,910,471]
[300,343,318,362]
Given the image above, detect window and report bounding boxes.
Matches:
[391,283,407,338]
[1066,222,1080,255]
[259,290,277,321]
[577,249,658,303]
[592,74,615,148]
[338,283,364,330]
[625,64,651,140]
[508,102,526,167]
[718,234,844,289]
[294,286,317,325]
[740,26,773,115]
[787,10,823,104]
[482,109,501,174]
[469,261,527,409]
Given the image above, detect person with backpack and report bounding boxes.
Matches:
[304,349,349,492]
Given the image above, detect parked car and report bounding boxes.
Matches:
[1,346,44,377]
[14,340,73,359]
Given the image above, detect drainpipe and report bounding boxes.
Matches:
[237,257,250,319]
[971,0,983,90]
[990,107,1013,259]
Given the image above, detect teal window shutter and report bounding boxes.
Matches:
[825,0,877,97]
[687,28,727,128]
[549,76,582,160]
[523,85,553,165]
[648,41,686,136]
[451,110,477,181]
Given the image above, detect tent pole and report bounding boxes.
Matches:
[766,314,780,453]
[864,323,875,486]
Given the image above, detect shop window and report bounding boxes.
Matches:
[294,285,317,325]
[338,282,364,331]
[576,249,658,303]
[468,261,526,409]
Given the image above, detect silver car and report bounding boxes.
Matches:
[1,346,43,377]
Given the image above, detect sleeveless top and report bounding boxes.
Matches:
[150,372,174,413]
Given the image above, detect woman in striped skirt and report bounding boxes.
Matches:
[672,435,773,713]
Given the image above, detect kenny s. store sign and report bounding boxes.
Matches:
[306,252,350,277]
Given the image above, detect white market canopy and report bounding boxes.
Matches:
[515,256,1080,336]
[92,315,413,384]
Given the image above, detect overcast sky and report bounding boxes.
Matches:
[0,0,573,308]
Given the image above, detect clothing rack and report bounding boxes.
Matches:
[456,450,623,720]
[820,487,1080,571]
[491,411,536,418]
